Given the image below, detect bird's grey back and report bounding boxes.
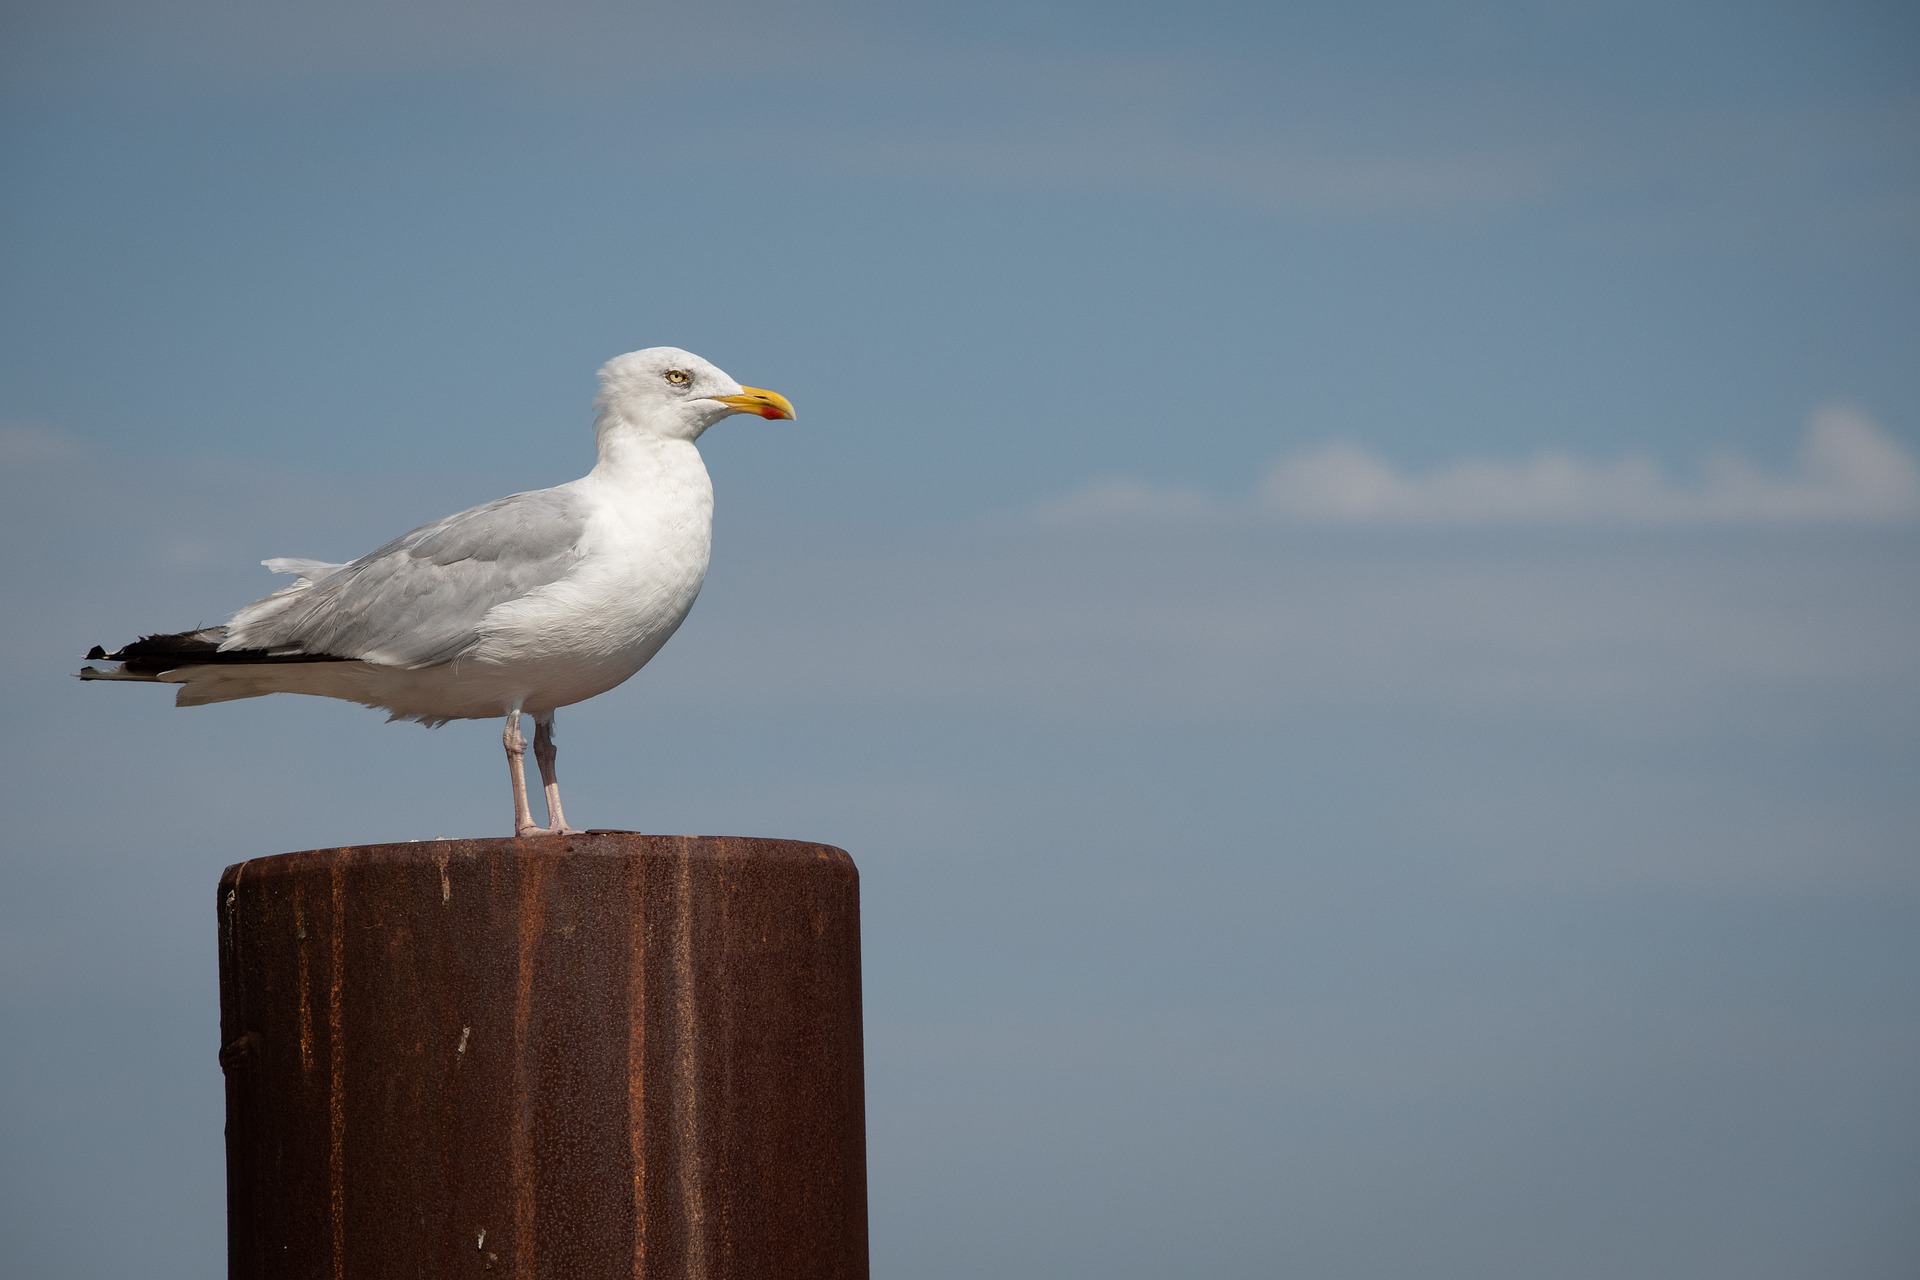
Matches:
[226,487,591,668]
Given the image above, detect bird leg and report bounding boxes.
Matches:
[532,712,579,836]
[504,709,544,837]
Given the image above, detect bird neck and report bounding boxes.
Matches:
[590,423,708,491]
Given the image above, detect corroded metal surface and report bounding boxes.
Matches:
[217,833,867,1280]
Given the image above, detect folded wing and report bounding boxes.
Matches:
[224,487,591,669]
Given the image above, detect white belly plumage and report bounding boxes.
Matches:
[409,507,711,721]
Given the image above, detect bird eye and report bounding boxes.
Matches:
[665,369,691,386]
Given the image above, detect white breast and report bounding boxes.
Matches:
[446,438,716,714]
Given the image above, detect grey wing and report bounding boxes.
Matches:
[224,487,591,668]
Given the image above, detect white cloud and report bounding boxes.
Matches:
[1037,406,1920,528]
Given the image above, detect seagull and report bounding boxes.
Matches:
[80,346,795,837]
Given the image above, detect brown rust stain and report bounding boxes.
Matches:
[627,851,649,1277]
[670,843,710,1280]
[327,862,346,1280]
[295,887,314,1075]
[511,851,550,1278]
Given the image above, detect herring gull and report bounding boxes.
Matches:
[80,346,795,836]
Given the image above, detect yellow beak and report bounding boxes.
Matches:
[712,387,796,421]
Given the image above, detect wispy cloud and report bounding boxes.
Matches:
[1037,406,1920,528]
[12,1,1914,235]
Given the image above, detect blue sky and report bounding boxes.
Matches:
[3,2,1917,1277]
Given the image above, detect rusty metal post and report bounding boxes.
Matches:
[216,833,867,1280]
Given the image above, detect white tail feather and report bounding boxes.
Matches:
[262,557,345,584]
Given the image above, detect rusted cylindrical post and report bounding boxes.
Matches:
[216,833,867,1280]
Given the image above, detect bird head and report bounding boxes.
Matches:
[594,347,795,443]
